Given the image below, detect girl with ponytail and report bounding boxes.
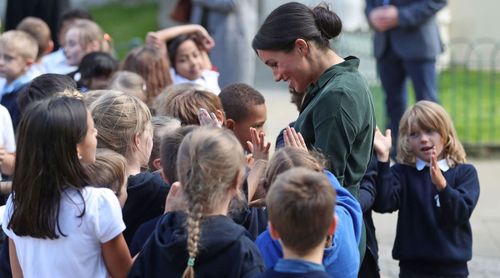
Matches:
[128,127,264,278]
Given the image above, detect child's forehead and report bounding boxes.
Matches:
[0,44,23,57]
[65,27,83,39]
[409,118,438,132]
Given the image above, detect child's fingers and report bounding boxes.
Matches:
[249,198,266,208]
[258,131,267,148]
[385,129,391,140]
[264,142,271,153]
[250,127,259,145]
[297,132,307,150]
[247,141,254,154]
[283,127,291,147]
[165,182,183,213]
[209,112,221,128]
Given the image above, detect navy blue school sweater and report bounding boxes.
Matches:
[375,161,480,276]
[1,86,24,130]
[256,269,331,278]
[122,172,170,245]
[128,211,264,278]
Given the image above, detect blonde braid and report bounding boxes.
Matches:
[182,203,203,278]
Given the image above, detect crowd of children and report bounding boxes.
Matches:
[0,3,480,278]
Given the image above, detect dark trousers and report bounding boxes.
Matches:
[377,46,438,155]
[358,249,380,278]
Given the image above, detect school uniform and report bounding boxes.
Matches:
[375,159,480,277]
[0,74,33,129]
[129,179,267,256]
[170,68,221,94]
[128,211,265,278]
[256,259,331,278]
[2,187,124,278]
[122,171,170,245]
[256,170,362,278]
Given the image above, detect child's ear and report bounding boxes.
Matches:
[45,40,55,55]
[231,169,244,191]
[87,40,101,52]
[225,118,235,131]
[134,133,141,149]
[215,109,225,127]
[153,158,162,171]
[24,58,34,69]
[328,214,338,236]
[268,222,280,240]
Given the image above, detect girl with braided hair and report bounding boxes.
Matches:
[129,127,264,278]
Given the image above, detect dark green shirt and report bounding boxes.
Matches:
[294,56,375,198]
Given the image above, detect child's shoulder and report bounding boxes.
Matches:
[81,186,121,208]
[451,163,479,178]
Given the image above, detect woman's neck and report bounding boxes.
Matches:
[311,49,344,84]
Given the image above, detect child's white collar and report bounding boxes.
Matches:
[415,158,450,172]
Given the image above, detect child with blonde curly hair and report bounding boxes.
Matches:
[373,100,480,277]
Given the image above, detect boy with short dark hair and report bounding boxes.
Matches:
[257,167,337,278]
[0,30,38,128]
[219,83,267,152]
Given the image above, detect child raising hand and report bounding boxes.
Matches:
[373,101,480,278]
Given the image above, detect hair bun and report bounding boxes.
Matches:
[312,3,342,40]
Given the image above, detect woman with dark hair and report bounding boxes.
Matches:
[253,2,375,199]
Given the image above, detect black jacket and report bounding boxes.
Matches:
[129,211,264,278]
[122,172,169,245]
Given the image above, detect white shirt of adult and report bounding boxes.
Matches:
[2,187,125,278]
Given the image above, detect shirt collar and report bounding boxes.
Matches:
[415,158,450,172]
[0,74,32,98]
[302,56,360,112]
[274,258,325,274]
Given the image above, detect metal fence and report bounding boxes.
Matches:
[439,38,499,149]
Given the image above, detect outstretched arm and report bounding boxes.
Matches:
[149,24,214,50]
[373,127,392,162]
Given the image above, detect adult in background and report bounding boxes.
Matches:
[4,0,70,50]
[365,0,447,155]
[253,2,375,199]
[190,0,258,87]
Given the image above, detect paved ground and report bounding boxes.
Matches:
[254,61,500,277]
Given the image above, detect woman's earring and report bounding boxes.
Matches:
[78,153,83,160]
